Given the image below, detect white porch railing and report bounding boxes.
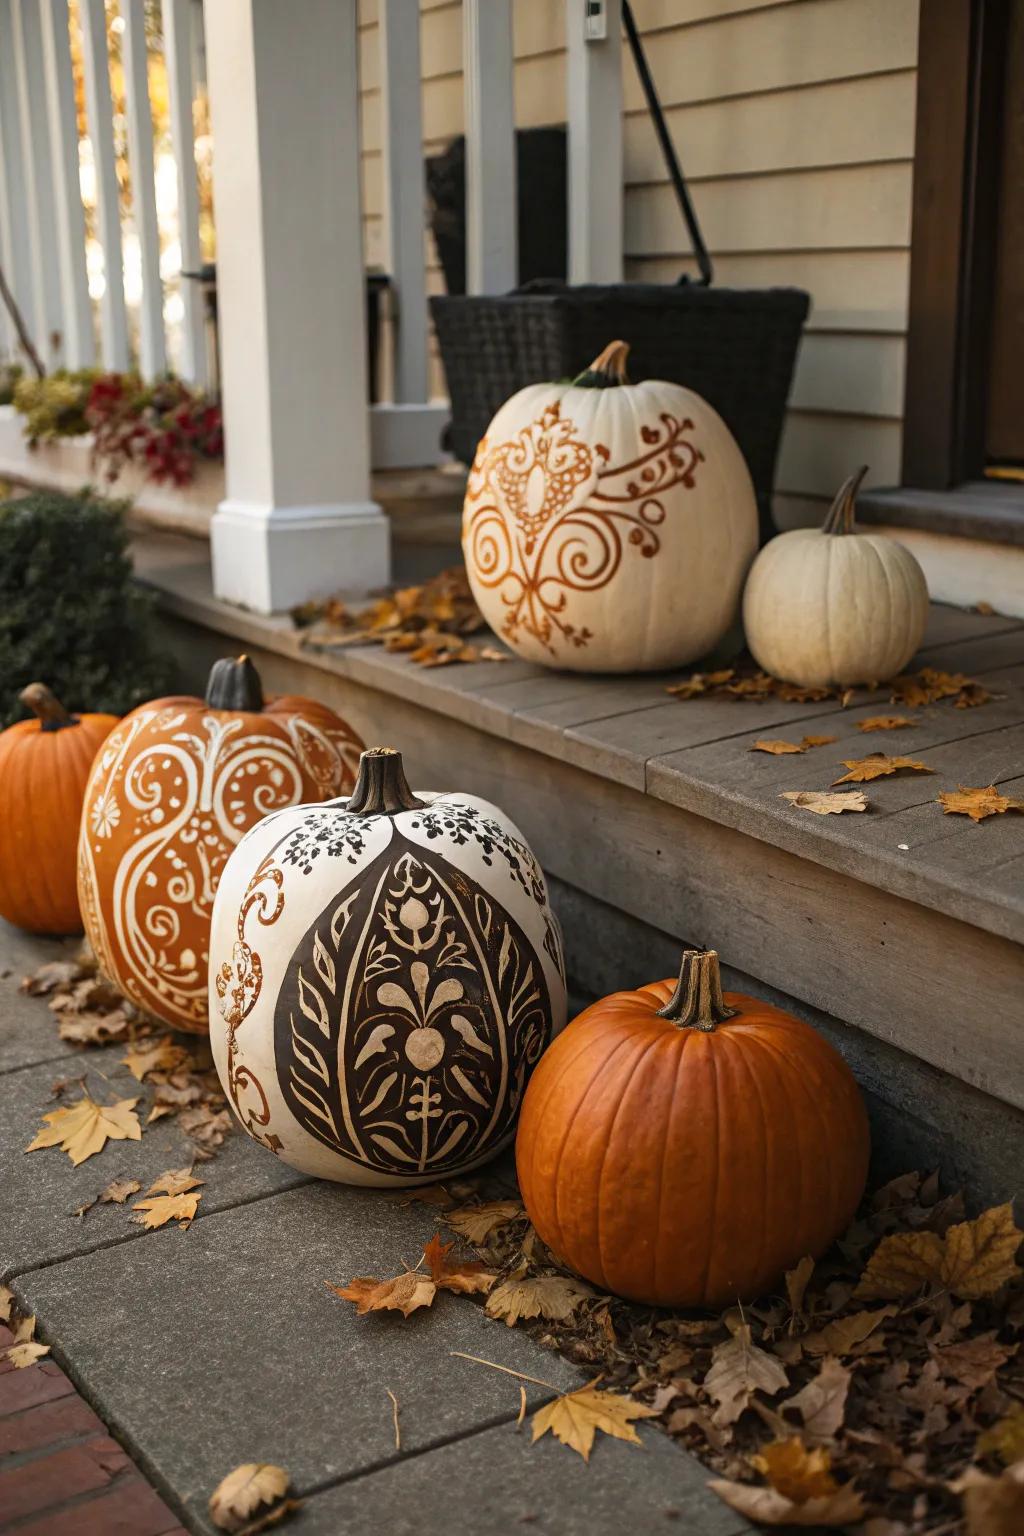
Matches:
[0,0,627,611]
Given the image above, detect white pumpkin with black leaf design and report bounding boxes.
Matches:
[208,748,567,1185]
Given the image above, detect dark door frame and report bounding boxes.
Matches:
[902,0,1009,490]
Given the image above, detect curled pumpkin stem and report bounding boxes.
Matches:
[573,339,631,389]
[657,949,739,1031]
[19,683,77,731]
[821,465,869,537]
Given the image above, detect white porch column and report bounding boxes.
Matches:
[204,0,388,614]
[568,0,624,284]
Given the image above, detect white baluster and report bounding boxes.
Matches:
[568,0,623,284]
[11,0,64,367]
[0,0,35,361]
[122,0,166,377]
[41,0,94,368]
[81,0,130,369]
[380,0,428,405]
[463,0,517,295]
[164,0,206,386]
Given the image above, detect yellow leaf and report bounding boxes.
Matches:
[121,1037,188,1081]
[978,1405,1024,1466]
[960,1462,1024,1536]
[209,1463,293,1533]
[444,1199,525,1244]
[705,1323,789,1426]
[5,1341,50,1368]
[709,1476,865,1527]
[800,734,838,748]
[832,753,934,784]
[752,1437,839,1500]
[0,1285,13,1322]
[939,785,1024,822]
[132,1190,203,1230]
[751,739,807,755]
[421,1234,496,1295]
[330,1272,437,1318]
[780,790,868,816]
[857,715,918,732]
[144,1168,204,1198]
[485,1272,594,1328]
[856,1204,1021,1301]
[26,1094,141,1166]
[531,1380,656,1462]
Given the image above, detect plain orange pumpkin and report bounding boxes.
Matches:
[0,684,117,934]
[516,949,869,1308]
[77,654,364,1034]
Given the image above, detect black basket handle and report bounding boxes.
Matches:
[622,1,713,287]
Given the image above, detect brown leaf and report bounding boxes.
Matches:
[939,785,1024,822]
[121,1037,189,1081]
[146,1168,204,1197]
[531,1380,656,1462]
[100,1178,141,1205]
[485,1272,595,1328]
[977,1405,1024,1466]
[753,1436,842,1499]
[783,1358,851,1443]
[331,1272,437,1318]
[705,1323,789,1426]
[801,734,838,748]
[803,1306,896,1357]
[960,1461,1024,1536]
[710,1473,865,1527]
[751,739,808,755]
[785,1256,814,1319]
[890,668,987,709]
[20,960,80,996]
[178,1105,232,1154]
[858,715,919,732]
[857,1203,1022,1301]
[57,1011,133,1046]
[832,753,935,785]
[666,669,735,699]
[25,1094,141,1166]
[0,1285,13,1322]
[930,1332,1014,1391]
[421,1234,496,1295]
[444,1199,525,1244]
[780,790,868,815]
[209,1463,295,1533]
[132,1190,203,1230]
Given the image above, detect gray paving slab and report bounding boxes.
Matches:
[291,1418,748,1536]
[14,1183,584,1534]
[1,1051,309,1280]
[0,919,82,1074]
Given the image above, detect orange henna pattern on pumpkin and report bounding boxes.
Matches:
[465,402,702,653]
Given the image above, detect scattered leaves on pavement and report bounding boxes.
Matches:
[444,1199,525,1243]
[294,567,503,668]
[531,1380,656,1462]
[121,1036,190,1081]
[132,1171,205,1230]
[858,715,919,732]
[19,959,79,996]
[2,1312,51,1369]
[421,1233,496,1294]
[939,785,1024,822]
[780,790,869,815]
[890,668,992,709]
[485,1271,596,1327]
[209,1463,298,1533]
[26,1092,141,1165]
[856,1203,1021,1301]
[832,754,935,785]
[750,735,837,755]
[331,1232,496,1317]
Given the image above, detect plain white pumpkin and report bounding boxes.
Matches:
[462,340,758,672]
[208,748,567,1186]
[743,467,929,688]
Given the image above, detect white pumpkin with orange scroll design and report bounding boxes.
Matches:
[462,340,758,672]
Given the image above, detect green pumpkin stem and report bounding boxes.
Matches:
[821,465,869,537]
[657,949,739,1032]
[19,683,78,732]
[205,655,265,711]
[572,339,631,389]
[347,748,425,816]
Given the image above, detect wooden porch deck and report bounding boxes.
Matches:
[135,530,1024,1203]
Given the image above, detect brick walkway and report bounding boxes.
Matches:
[1,1322,184,1536]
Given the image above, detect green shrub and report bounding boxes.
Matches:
[0,488,176,728]
[12,369,96,444]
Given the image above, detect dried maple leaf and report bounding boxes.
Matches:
[705,1323,789,1426]
[783,1358,851,1444]
[178,1105,232,1154]
[711,1449,865,1527]
[939,785,1024,822]
[444,1199,525,1244]
[209,1463,296,1533]
[20,959,80,996]
[857,1203,1022,1301]
[665,669,735,699]
[832,753,935,785]
[3,1314,51,1369]
[780,790,868,815]
[26,1093,141,1166]
[421,1234,496,1295]
[753,1437,841,1499]
[930,1332,1014,1391]
[751,738,806,755]
[785,1256,814,1319]
[531,1380,656,1462]
[801,734,838,748]
[977,1404,1024,1466]
[803,1306,895,1357]
[858,715,919,732]
[485,1272,595,1327]
[121,1037,189,1081]
[147,1168,204,1197]
[100,1177,141,1204]
[132,1189,203,1230]
[57,1011,133,1046]
[331,1271,437,1318]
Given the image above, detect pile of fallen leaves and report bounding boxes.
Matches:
[331,1170,1024,1533]
[667,664,993,711]
[292,566,508,668]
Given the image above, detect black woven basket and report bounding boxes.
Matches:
[431,283,809,541]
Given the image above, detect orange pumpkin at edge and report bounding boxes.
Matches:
[77,654,365,1034]
[0,683,118,935]
[515,948,869,1309]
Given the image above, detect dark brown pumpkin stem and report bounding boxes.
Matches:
[347,748,425,816]
[573,339,631,389]
[19,683,78,732]
[821,465,869,536]
[205,655,264,711]
[657,949,739,1032]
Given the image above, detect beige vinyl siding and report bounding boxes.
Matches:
[357,0,919,522]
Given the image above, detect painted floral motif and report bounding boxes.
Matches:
[465,401,702,653]
[89,791,120,839]
[407,802,547,905]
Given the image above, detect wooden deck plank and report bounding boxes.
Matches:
[916,603,1024,649]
